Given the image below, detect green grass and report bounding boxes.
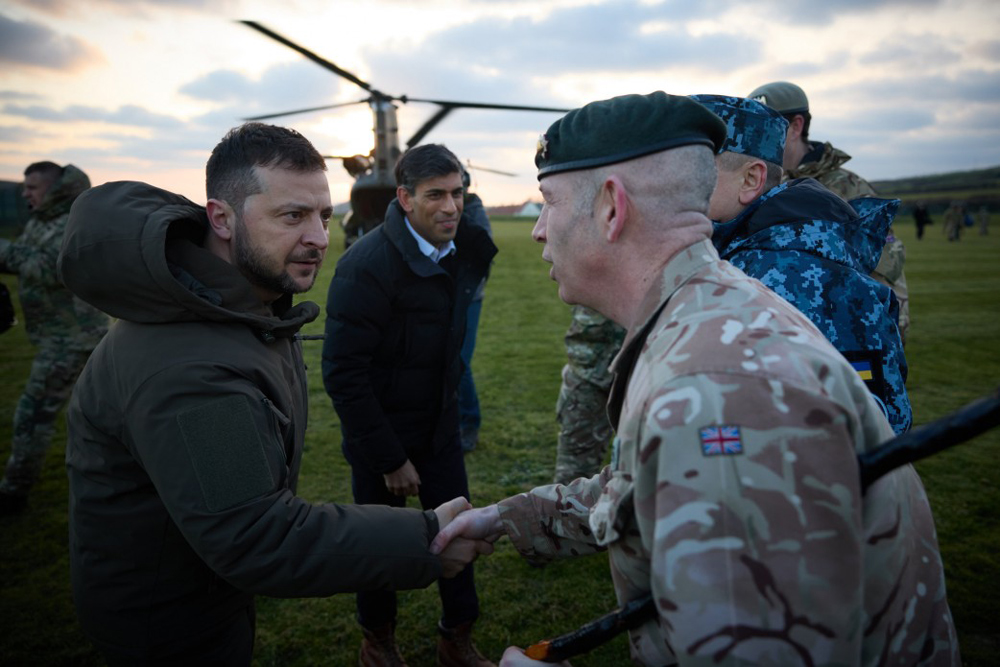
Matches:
[1,215,998,665]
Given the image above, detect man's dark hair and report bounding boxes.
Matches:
[24,161,63,182]
[784,111,812,142]
[394,144,462,193]
[206,122,326,212]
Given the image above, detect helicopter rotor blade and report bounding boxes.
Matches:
[404,97,570,114]
[466,161,517,177]
[239,21,379,95]
[243,98,372,122]
[405,105,457,149]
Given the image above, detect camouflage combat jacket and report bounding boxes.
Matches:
[498,240,956,666]
[712,178,911,434]
[0,165,108,351]
[786,141,910,342]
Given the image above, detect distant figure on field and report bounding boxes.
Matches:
[749,81,910,345]
[0,161,108,515]
[977,205,989,235]
[944,202,964,241]
[913,201,932,240]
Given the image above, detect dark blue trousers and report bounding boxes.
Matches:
[347,432,480,629]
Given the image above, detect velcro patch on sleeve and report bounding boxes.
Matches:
[177,395,275,512]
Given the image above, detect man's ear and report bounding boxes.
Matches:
[787,114,805,142]
[738,161,768,207]
[205,199,236,241]
[601,175,630,243]
[397,186,413,214]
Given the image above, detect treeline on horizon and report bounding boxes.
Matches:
[872,164,1000,214]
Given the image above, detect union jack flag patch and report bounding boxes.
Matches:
[700,425,743,456]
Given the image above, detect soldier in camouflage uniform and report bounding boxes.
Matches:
[748,81,910,344]
[553,305,624,483]
[0,162,108,513]
[432,93,957,666]
[691,94,911,435]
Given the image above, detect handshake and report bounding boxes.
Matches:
[430,499,573,666]
[430,498,505,578]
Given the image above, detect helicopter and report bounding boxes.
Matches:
[240,21,568,247]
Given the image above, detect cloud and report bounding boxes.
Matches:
[0,90,43,101]
[0,12,102,70]
[0,124,51,143]
[2,103,183,128]
[388,2,761,77]
[758,0,942,26]
[5,0,232,16]
[180,61,345,118]
[859,35,962,68]
[970,39,1000,61]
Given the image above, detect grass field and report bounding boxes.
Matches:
[1,213,998,665]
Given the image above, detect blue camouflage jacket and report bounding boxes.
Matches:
[712,178,911,434]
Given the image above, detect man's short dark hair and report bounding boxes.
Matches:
[784,111,812,142]
[206,122,326,212]
[24,161,63,182]
[394,144,462,193]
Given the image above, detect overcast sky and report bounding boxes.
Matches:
[2,0,998,206]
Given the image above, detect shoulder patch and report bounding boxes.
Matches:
[841,349,887,406]
[700,425,744,456]
[177,395,275,512]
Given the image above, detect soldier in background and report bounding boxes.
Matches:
[748,81,911,345]
[691,94,911,434]
[977,204,990,236]
[432,92,957,666]
[913,201,932,240]
[0,162,108,515]
[552,305,624,483]
[944,201,964,241]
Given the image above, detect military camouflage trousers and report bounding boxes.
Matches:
[1,346,91,496]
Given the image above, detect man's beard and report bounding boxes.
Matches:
[232,215,321,296]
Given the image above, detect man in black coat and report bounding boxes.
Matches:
[322,144,498,667]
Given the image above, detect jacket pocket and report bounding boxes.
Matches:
[261,397,291,468]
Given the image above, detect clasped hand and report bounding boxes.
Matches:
[432,499,505,578]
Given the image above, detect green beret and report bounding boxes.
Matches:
[535,91,727,179]
[747,81,809,115]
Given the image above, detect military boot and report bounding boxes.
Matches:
[359,623,408,667]
[436,621,495,667]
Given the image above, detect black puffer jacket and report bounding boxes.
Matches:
[322,199,497,473]
[59,182,443,658]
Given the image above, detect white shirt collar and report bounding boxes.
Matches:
[404,217,456,263]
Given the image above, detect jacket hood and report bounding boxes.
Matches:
[59,181,317,336]
[787,141,851,181]
[713,178,899,274]
[34,164,90,222]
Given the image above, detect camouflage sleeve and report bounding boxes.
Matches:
[636,372,869,664]
[0,220,63,285]
[819,169,877,202]
[497,467,613,562]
